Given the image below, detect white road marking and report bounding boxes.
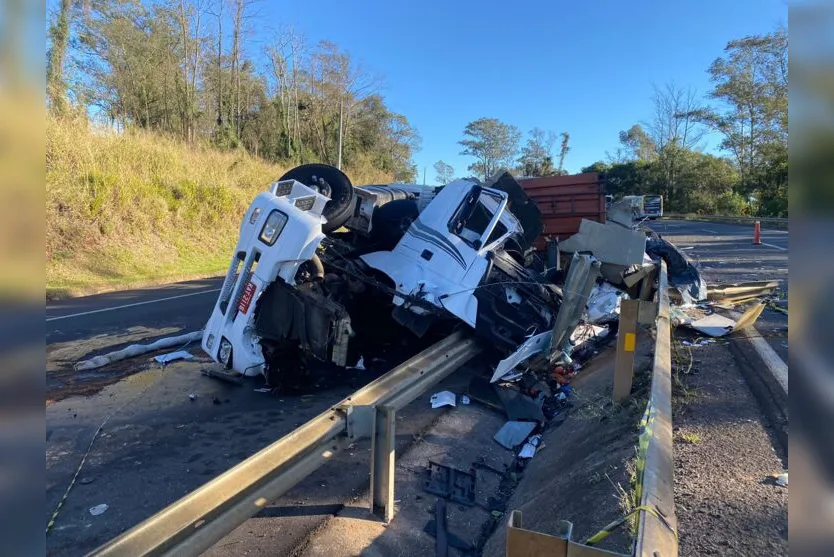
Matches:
[730,311,788,395]
[701,229,718,234]
[761,242,788,251]
[46,289,221,322]
[739,326,788,394]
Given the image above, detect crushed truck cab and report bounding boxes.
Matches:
[203,165,564,381]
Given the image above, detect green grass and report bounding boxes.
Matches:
[46,116,400,298]
[676,431,702,444]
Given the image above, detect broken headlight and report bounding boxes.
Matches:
[218,338,232,366]
[259,210,288,246]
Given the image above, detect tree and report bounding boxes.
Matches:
[694,27,788,208]
[459,118,521,180]
[47,0,76,114]
[433,160,454,185]
[618,124,656,161]
[518,127,558,176]
[557,131,570,173]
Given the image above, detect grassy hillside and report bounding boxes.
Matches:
[46,117,393,297]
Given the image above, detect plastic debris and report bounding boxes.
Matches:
[586,283,628,324]
[460,395,470,405]
[154,350,195,364]
[89,504,109,516]
[253,387,272,393]
[518,434,542,459]
[775,472,788,487]
[188,393,197,401]
[430,391,456,408]
[493,421,537,449]
[348,356,365,370]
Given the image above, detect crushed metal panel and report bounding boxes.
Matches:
[549,253,602,360]
[558,219,647,266]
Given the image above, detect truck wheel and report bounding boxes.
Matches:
[279,164,355,232]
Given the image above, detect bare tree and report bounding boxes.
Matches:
[645,82,706,152]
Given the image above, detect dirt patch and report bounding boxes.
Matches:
[483,336,655,556]
[671,329,788,556]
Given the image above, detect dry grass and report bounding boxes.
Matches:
[46,116,394,297]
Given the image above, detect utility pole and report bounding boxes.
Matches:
[422,167,426,185]
[337,98,344,170]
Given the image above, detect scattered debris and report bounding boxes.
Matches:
[153,350,195,364]
[681,339,715,347]
[424,500,475,553]
[423,461,477,506]
[188,393,196,401]
[518,434,542,459]
[558,219,647,266]
[646,237,707,305]
[585,283,628,324]
[708,280,780,305]
[493,421,537,449]
[347,356,365,370]
[775,472,788,487]
[677,302,765,337]
[89,504,109,516]
[253,387,272,393]
[75,331,203,371]
[460,395,470,405]
[493,383,545,423]
[430,391,457,409]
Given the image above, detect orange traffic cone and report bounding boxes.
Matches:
[753,220,762,245]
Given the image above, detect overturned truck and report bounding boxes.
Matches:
[202,164,591,384]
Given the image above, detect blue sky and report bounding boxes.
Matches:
[252,0,786,181]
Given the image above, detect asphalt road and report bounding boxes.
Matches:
[46,277,224,344]
[649,219,789,363]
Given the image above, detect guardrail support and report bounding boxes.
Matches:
[370,405,396,522]
[614,299,640,402]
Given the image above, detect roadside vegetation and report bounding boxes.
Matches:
[45,0,418,295]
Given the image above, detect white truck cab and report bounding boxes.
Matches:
[202,166,560,381]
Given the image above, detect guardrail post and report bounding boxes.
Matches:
[370,405,396,522]
[614,299,640,402]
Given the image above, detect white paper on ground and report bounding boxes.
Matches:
[430,391,456,408]
[154,350,195,364]
[89,504,109,516]
[688,314,736,337]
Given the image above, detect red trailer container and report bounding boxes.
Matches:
[517,173,607,250]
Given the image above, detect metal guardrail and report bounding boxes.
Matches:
[633,261,678,557]
[662,213,788,227]
[89,268,679,557]
[88,330,481,557]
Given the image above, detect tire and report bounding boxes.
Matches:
[279,164,355,232]
[370,199,419,249]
